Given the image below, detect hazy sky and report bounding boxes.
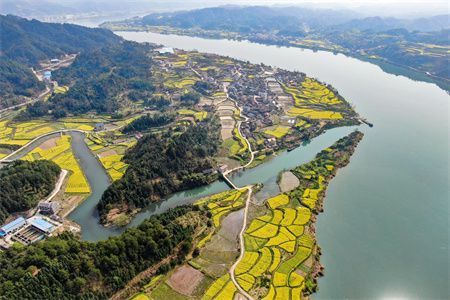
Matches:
[198,0,448,16]
[2,0,447,19]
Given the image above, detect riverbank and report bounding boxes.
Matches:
[116,31,449,299]
[110,27,450,93]
[199,130,364,299]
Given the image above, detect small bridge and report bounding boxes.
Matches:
[221,174,238,190]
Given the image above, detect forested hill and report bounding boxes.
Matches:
[98,118,221,225]
[127,6,359,32]
[0,14,121,109]
[18,41,155,118]
[116,6,449,33]
[1,14,120,65]
[0,160,61,224]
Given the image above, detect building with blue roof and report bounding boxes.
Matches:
[43,70,52,81]
[0,217,26,237]
[30,218,55,234]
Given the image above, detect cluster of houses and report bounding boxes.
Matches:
[150,49,322,154]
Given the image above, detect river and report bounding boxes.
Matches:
[109,32,448,299]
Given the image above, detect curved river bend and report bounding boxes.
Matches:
[24,32,446,299]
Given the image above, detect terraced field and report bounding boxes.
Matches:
[203,274,237,300]
[282,77,355,121]
[264,126,291,139]
[133,189,248,300]
[85,133,136,181]
[195,189,246,245]
[0,118,96,148]
[237,192,314,299]
[232,131,363,299]
[177,109,208,122]
[22,135,90,194]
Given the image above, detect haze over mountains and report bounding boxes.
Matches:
[136,6,449,33]
[1,0,448,21]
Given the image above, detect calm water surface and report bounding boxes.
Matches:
[114,32,449,300]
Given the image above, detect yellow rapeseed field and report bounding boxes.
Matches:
[22,135,90,194]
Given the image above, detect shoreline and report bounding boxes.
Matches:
[306,131,364,296]
[110,27,450,93]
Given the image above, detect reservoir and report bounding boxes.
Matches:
[114,32,449,299]
[11,31,445,299]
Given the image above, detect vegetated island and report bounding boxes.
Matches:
[101,6,450,92]
[0,130,363,299]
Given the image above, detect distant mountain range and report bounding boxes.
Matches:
[135,6,449,33]
[140,6,361,32]
[333,15,450,32]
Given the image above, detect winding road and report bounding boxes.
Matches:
[221,87,256,300]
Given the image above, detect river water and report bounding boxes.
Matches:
[109,32,448,299]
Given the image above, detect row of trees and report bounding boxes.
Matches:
[98,118,221,221]
[0,160,60,223]
[0,205,204,299]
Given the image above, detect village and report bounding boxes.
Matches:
[150,47,360,169]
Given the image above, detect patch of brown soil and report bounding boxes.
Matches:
[98,149,117,158]
[167,265,204,296]
[279,171,300,192]
[221,128,233,140]
[39,137,58,150]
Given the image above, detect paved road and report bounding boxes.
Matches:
[0,85,51,114]
[44,169,68,202]
[221,87,255,300]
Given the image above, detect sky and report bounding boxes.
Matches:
[1,0,447,19]
[191,0,448,17]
